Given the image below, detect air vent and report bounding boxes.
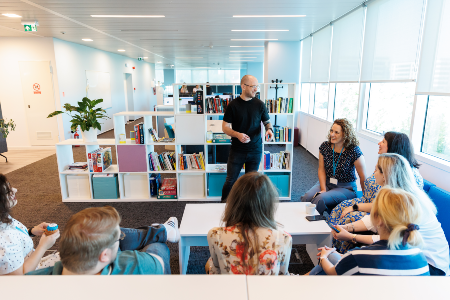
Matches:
[37,132,52,140]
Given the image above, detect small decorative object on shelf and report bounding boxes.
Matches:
[130,131,135,142]
[206,130,213,143]
[47,97,110,143]
[119,134,126,144]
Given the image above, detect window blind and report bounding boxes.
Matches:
[310,26,332,83]
[300,37,312,82]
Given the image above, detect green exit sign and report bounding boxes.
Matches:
[24,24,37,32]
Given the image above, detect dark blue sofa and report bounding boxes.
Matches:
[423,180,450,244]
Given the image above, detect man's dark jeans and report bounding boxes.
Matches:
[221,148,262,202]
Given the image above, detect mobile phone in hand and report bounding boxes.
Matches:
[326,220,340,233]
[305,215,326,221]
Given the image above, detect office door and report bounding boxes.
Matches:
[18,61,59,145]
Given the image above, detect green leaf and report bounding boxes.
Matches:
[47,111,64,118]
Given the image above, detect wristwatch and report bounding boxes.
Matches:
[267,127,274,133]
[353,203,359,211]
[352,234,358,244]
[28,227,36,237]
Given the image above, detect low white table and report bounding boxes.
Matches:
[179,202,331,274]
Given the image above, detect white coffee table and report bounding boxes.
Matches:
[179,202,331,274]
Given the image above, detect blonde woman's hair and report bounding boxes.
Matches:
[377,153,437,215]
[371,187,423,250]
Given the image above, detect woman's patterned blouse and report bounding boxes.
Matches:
[207,225,292,275]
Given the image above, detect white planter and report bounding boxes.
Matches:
[81,128,98,142]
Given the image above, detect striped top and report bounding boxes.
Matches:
[335,240,430,276]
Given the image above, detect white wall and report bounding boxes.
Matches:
[297,112,450,192]
[53,38,156,139]
[0,37,63,148]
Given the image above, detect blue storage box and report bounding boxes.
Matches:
[266,173,290,197]
[92,174,119,199]
[208,173,227,197]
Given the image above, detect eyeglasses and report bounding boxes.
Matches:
[243,83,260,90]
[115,230,126,243]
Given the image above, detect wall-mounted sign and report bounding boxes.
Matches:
[33,83,41,94]
[24,24,37,32]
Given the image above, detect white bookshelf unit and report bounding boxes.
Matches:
[55,82,296,202]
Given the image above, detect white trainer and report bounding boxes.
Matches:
[163,217,180,243]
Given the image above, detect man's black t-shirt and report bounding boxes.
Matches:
[223,96,270,152]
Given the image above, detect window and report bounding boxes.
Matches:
[313,83,329,119]
[176,70,191,83]
[300,83,310,112]
[192,70,207,83]
[224,70,240,83]
[155,69,164,85]
[421,96,450,162]
[208,70,225,83]
[365,82,416,135]
[333,83,359,126]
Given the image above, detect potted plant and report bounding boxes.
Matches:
[48,97,110,142]
[0,118,16,139]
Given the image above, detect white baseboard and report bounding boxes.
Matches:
[8,146,56,150]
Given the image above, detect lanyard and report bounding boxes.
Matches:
[332,145,344,177]
[15,226,29,236]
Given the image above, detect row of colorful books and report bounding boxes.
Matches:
[149,174,177,199]
[263,151,291,170]
[179,153,205,170]
[148,152,176,171]
[132,123,145,144]
[266,126,292,142]
[88,147,112,172]
[265,98,294,113]
[205,96,232,113]
[147,127,159,142]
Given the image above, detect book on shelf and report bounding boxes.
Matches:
[157,194,178,199]
[196,90,204,114]
[148,128,158,142]
[149,173,162,196]
[206,96,232,113]
[88,148,112,172]
[68,162,88,169]
[148,152,176,171]
[212,133,231,143]
[158,137,175,143]
[132,123,145,144]
[93,173,116,178]
[265,98,294,113]
[178,152,205,170]
[267,126,291,142]
[263,151,290,170]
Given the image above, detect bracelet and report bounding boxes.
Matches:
[352,234,357,244]
[28,227,36,237]
[351,223,355,233]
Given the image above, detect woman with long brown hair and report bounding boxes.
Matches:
[207,172,292,275]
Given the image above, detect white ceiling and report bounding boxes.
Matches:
[0,0,364,69]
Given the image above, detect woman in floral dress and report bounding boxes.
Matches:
[206,172,292,275]
[328,132,423,253]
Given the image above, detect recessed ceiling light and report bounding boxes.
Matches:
[175,57,203,59]
[91,15,165,18]
[195,67,211,68]
[229,57,257,58]
[233,15,305,18]
[82,38,93,41]
[118,49,126,52]
[157,61,162,63]
[232,30,289,32]
[229,60,254,61]
[231,39,278,41]
[142,57,148,58]
[230,51,264,52]
[230,46,264,48]
[2,13,22,18]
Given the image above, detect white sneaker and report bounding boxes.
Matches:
[163,217,180,243]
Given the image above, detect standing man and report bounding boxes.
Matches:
[221,75,274,202]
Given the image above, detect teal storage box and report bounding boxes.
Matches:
[92,174,119,199]
[266,173,290,197]
[208,173,227,197]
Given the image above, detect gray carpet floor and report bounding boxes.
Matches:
[5,119,319,274]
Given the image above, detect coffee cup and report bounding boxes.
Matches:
[306,203,316,215]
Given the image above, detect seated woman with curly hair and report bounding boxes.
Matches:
[301,118,366,214]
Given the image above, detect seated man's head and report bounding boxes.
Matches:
[60,206,121,274]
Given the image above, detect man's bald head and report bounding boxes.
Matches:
[240,75,257,85]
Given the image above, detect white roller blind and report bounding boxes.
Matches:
[310,26,332,82]
[361,0,425,81]
[417,0,450,95]
[300,37,312,82]
[330,7,365,82]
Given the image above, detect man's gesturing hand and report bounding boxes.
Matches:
[237,132,250,143]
